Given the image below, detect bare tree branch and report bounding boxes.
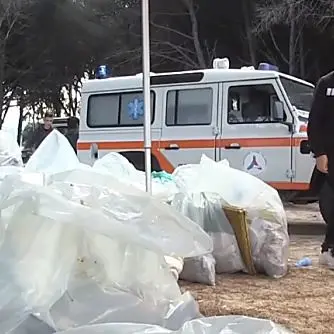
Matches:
[269,29,288,64]
[150,20,194,41]
[181,0,206,68]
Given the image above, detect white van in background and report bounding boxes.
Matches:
[77,60,315,203]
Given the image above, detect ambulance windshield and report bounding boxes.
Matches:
[279,76,314,112]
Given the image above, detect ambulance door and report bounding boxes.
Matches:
[160,83,219,169]
[78,89,161,166]
[220,79,293,186]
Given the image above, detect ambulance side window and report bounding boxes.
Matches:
[227,84,285,124]
[166,88,212,126]
[87,91,155,128]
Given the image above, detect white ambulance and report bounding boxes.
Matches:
[78,60,315,202]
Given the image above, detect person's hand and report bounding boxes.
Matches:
[316,154,328,173]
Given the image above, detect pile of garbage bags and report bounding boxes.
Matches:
[91,148,289,283]
[56,316,291,333]
[172,156,289,283]
[0,130,291,333]
[0,130,210,332]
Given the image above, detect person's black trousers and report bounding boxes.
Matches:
[311,154,334,252]
[319,180,334,252]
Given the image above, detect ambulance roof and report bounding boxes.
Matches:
[82,68,313,93]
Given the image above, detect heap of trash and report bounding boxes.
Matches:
[0,130,291,334]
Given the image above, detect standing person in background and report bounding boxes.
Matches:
[65,116,79,154]
[308,71,334,267]
[27,111,54,151]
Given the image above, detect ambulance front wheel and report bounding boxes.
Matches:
[119,151,162,172]
[278,190,318,204]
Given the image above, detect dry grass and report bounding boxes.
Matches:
[180,236,334,334]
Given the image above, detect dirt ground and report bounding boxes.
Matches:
[284,203,323,224]
[181,235,334,334]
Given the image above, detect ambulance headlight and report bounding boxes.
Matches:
[95,65,111,79]
[258,62,279,71]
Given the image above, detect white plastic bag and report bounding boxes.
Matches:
[25,130,80,174]
[164,256,184,280]
[55,315,292,333]
[93,152,138,179]
[179,254,216,286]
[172,158,229,193]
[0,167,211,332]
[211,232,245,274]
[93,152,179,202]
[0,130,23,167]
[94,154,184,278]
[48,169,212,257]
[171,155,289,278]
[172,192,244,280]
[0,166,23,183]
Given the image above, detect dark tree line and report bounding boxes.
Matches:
[0,0,334,128]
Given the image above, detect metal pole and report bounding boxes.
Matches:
[142,0,152,193]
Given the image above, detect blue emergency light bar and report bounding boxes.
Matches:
[95,65,112,79]
[258,63,279,71]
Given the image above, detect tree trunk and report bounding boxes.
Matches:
[0,45,5,128]
[182,0,206,68]
[52,89,62,117]
[17,100,24,145]
[299,29,305,78]
[288,5,296,75]
[242,0,256,66]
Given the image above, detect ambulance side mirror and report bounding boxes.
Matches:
[273,101,284,121]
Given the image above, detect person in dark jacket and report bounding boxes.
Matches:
[65,117,79,154]
[28,111,54,151]
[308,70,334,266]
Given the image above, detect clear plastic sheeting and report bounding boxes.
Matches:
[55,316,292,334]
[164,256,184,280]
[173,192,245,280]
[179,254,216,286]
[0,166,23,183]
[93,152,178,202]
[0,130,23,167]
[171,155,289,279]
[93,152,138,178]
[0,138,212,332]
[48,169,212,258]
[25,130,81,174]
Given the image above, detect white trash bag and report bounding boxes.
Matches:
[164,256,184,281]
[55,315,292,334]
[93,152,138,179]
[93,152,179,202]
[179,254,216,286]
[25,130,81,174]
[0,168,211,332]
[0,130,23,167]
[173,191,246,274]
[172,155,289,278]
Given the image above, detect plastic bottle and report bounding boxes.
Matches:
[295,257,312,267]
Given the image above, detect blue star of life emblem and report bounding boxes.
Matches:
[128,97,144,120]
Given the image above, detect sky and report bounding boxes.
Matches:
[2,106,20,140]
[2,79,82,143]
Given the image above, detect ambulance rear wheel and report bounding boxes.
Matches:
[119,151,162,172]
